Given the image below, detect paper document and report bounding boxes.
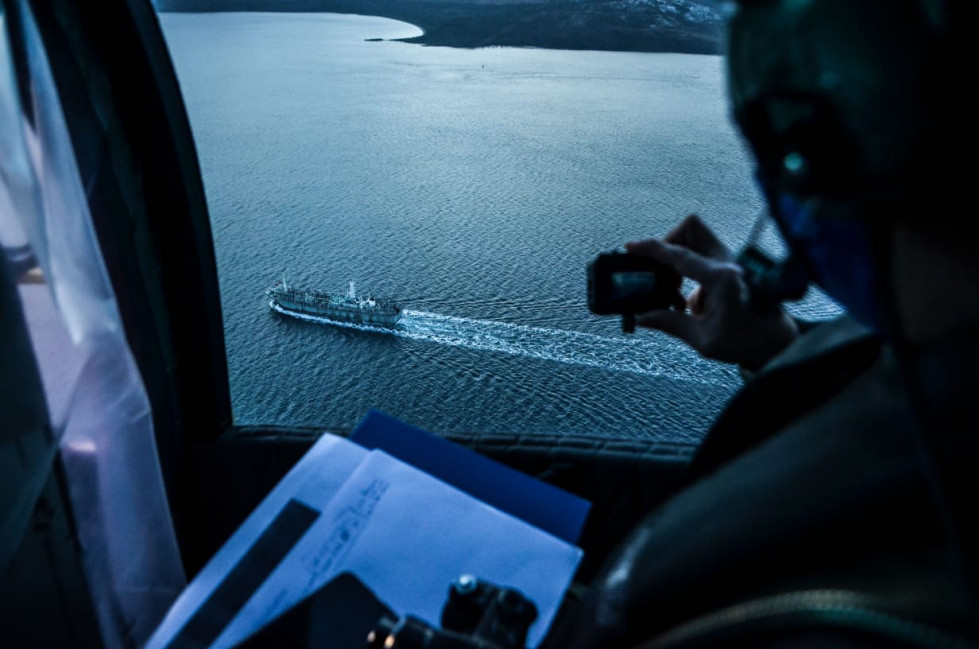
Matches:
[216,450,582,648]
[144,412,588,649]
[352,409,591,544]
[144,433,368,649]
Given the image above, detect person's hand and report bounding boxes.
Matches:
[626,214,798,371]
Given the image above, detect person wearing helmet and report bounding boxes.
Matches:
[553,1,979,646]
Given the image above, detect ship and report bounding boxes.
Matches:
[267,280,403,328]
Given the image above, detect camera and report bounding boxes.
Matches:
[366,575,538,649]
[241,572,538,649]
[440,574,537,648]
[587,250,679,333]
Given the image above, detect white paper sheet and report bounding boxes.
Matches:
[216,450,583,649]
[143,433,368,649]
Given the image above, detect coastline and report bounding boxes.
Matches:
[155,0,725,55]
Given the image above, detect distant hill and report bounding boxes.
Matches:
[154,0,726,54]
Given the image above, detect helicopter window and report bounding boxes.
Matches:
[152,3,841,441]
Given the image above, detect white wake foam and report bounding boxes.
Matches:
[270,302,737,385]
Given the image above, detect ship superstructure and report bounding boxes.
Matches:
[267,280,403,328]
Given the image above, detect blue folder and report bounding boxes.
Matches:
[350,409,591,545]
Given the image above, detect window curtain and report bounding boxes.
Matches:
[0,3,185,647]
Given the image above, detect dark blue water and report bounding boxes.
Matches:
[160,12,840,441]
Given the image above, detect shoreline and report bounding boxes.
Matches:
[155,1,725,55]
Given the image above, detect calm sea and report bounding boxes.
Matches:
[159,12,839,441]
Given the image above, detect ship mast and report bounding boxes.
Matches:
[348,280,356,300]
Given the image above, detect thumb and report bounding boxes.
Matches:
[636,309,700,348]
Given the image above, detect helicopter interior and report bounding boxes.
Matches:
[7,0,971,648]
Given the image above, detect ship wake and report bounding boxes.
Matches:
[270,301,737,385]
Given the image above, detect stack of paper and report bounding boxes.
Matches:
[144,410,590,649]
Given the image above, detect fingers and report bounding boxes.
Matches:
[663,214,733,262]
[624,238,720,285]
[635,309,700,348]
[687,285,706,315]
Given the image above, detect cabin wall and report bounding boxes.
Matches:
[0,466,103,649]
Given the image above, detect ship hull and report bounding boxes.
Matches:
[268,286,402,329]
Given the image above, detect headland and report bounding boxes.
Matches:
[155,0,725,55]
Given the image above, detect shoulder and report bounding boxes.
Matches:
[762,314,877,374]
[584,319,943,640]
[688,314,885,484]
[736,314,873,384]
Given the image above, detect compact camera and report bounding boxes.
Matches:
[587,250,679,333]
[367,575,538,649]
[241,572,538,649]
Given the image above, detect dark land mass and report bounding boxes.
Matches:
[156,0,726,55]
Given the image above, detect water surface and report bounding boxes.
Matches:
[160,12,838,441]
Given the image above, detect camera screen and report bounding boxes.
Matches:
[611,272,657,300]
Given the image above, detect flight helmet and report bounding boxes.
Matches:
[724,0,971,331]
